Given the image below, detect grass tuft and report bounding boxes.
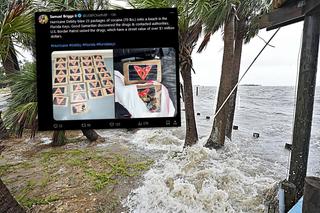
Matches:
[19,195,60,208]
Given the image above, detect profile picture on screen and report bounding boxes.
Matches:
[38,14,48,24]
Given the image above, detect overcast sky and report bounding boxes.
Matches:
[192,21,320,86]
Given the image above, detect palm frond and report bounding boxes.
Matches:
[4,62,37,138]
[197,32,211,52]
[0,0,34,58]
[40,0,118,11]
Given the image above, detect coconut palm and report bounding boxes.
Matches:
[199,0,271,148]
[225,0,271,139]
[130,0,211,146]
[190,0,237,149]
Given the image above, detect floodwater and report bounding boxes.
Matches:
[113,86,320,212]
[2,86,318,212]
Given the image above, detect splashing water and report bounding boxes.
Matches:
[124,134,281,213]
[99,86,320,212]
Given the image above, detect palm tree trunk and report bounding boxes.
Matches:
[181,66,198,147]
[82,129,103,142]
[205,14,235,149]
[0,179,25,213]
[179,21,202,147]
[225,20,245,139]
[0,139,23,212]
[1,38,20,74]
[0,38,20,139]
[0,111,9,139]
[51,130,66,146]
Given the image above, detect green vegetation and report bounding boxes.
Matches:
[86,155,153,191]
[0,164,10,176]
[0,161,32,176]
[39,148,153,191]
[0,145,154,210]
[4,62,37,138]
[19,195,60,208]
[86,170,116,191]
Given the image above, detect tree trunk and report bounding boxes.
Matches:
[179,21,202,147]
[0,38,20,140]
[1,38,20,75]
[82,129,103,142]
[51,130,66,146]
[180,42,198,147]
[0,111,9,139]
[0,179,25,213]
[180,54,198,147]
[205,15,235,149]
[225,19,245,139]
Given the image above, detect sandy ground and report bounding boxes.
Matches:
[0,130,154,213]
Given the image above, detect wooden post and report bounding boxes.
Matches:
[282,180,296,212]
[302,176,320,212]
[288,14,320,208]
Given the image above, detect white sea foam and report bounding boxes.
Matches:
[40,137,52,145]
[129,129,184,152]
[121,86,320,212]
[124,134,280,213]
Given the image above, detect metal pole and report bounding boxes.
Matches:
[287,14,320,207]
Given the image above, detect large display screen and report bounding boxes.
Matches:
[35,8,180,130]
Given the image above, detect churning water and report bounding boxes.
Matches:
[116,86,320,213]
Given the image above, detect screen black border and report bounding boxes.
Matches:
[35,8,181,130]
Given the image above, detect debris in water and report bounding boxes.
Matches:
[285,143,292,151]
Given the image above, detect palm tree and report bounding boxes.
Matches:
[0,0,35,139]
[0,0,34,74]
[195,0,237,149]
[0,2,33,211]
[225,1,271,139]
[130,0,209,146]
[206,12,235,149]
[4,62,37,138]
[198,0,271,148]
